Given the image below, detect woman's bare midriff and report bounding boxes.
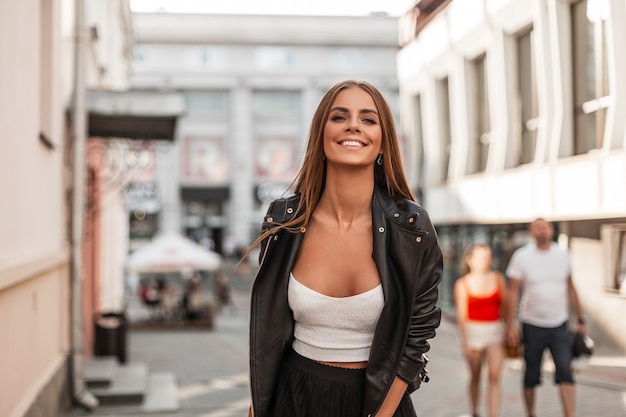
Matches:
[318,360,368,369]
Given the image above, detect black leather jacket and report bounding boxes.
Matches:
[249,185,443,417]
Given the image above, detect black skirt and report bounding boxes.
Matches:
[268,349,417,417]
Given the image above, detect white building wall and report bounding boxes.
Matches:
[398,0,626,224]
[398,0,626,350]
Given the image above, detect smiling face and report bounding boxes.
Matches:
[322,87,382,168]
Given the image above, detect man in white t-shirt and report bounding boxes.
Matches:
[505,218,585,417]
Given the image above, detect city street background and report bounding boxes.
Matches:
[67,274,626,417]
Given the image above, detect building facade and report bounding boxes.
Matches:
[129,12,402,254]
[398,0,626,350]
[0,1,133,416]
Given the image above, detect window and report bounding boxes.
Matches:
[602,224,626,295]
[436,77,452,182]
[253,90,300,114]
[571,0,609,154]
[469,54,490,173]
[185,91,229,113]
[615,230,626,293]
[386,91,402,135]
[183,46,226,70]
[255,47,296,71]
[517,28,538,165]
[329,48,367,71]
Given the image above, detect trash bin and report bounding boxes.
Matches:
[93,311,127,363]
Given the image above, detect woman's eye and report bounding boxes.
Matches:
[363,118,377,124]
[331,115,346,121]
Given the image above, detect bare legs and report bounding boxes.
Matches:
[466,349,482,416]
[523,383,575,417]
[465,344,503,417]
[485,344,504,417]
[523,387,535,417]
[559,383,575,417]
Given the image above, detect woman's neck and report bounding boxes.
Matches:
[466,270,490,280]
[316,167,374,230]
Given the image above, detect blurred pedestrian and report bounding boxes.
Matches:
[454,244,507,417]
[246,80,443,417]
[505,218,586,417]
[215,273,235,314]
[182,273,205,321]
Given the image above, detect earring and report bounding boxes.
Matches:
[377,153,383,166]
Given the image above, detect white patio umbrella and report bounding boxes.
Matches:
[126,233,222,273]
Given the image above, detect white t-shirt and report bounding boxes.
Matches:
[506,242,571,328]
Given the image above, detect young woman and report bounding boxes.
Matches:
[246,80,443,417]
[454,244,508,417]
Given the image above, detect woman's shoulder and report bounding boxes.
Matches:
[264,193,302,224]
[375,189,435,233]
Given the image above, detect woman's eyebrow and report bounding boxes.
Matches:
[330,106,379,116]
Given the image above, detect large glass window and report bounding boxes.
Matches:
[517,28,539,165]
[329,48,367,71]
[572,0,609,154]
[253,90,300,114]
[602,223,626,295]
[252,90,301,184]
[185,91,229,113]
[613,229,626,294]
[437,77,452,182]
[255,47,296,71]
[470,54,490,173]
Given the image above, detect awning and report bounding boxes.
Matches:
[86,90,186,140]
[126,233,222,273]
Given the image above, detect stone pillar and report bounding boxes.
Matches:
[156,141,181,234]
[229,85,254,247]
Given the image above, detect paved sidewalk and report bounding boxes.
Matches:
[67,276,626,417]
[418,314,626,417]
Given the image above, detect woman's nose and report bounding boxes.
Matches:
[346,117,360,132]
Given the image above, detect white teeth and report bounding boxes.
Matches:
[341,140,364,147]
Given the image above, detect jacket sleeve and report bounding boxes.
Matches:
[396,216,443,392]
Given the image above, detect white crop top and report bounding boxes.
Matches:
[288,273,385,362]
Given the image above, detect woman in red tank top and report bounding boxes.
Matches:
[454,244,508,417]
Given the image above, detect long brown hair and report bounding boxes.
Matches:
[248,80,414,253]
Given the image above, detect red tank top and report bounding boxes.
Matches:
[465,278,501,321]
